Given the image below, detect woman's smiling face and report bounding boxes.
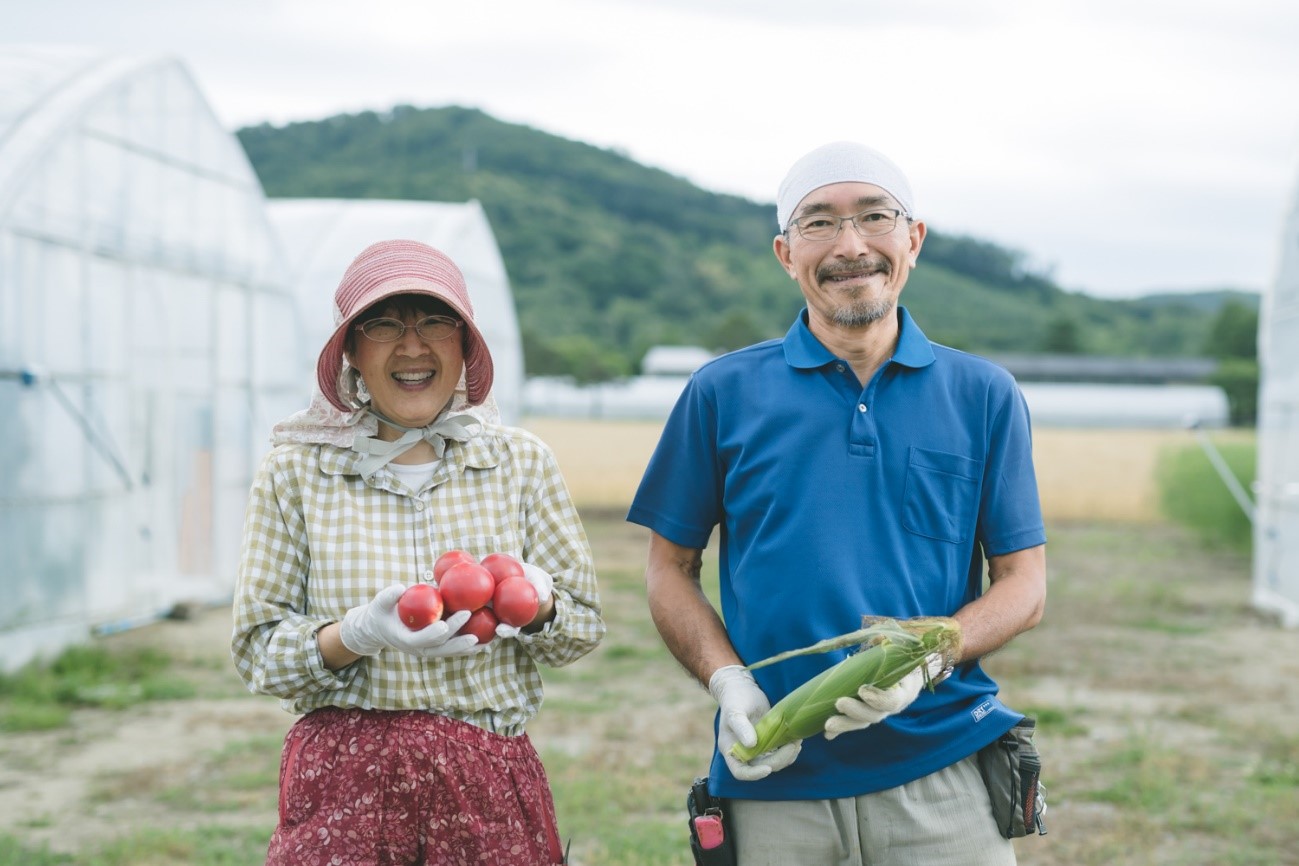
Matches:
[346,295,465,437]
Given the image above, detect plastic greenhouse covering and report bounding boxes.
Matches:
[0,47,302,670]
[267,197,524,424]
[1254,169,1299,627]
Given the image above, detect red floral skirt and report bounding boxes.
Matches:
[267,707,565,865]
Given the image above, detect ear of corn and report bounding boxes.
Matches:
[728,617,961,764]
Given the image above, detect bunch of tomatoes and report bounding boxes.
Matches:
[396,551,540,644]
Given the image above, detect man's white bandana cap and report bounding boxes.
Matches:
[776,141,916,232]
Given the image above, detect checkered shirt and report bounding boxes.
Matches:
[231,422,605,734]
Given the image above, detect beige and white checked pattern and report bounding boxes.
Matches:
[231,423,605,735]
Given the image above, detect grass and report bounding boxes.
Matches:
[0,827,278,866]
[986,520,1297,866]
[535,514,718,864]
[88,734,283,813]
[3,510,1295,865]
[0,645,196,732]
[1156,436,1256,550]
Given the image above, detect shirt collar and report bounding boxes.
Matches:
[319,426,502,484]
[782,305,936,371]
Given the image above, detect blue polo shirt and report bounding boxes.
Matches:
[627,307,1046,800]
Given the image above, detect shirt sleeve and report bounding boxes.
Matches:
[513,437,606,667]
[230,449,358,699]
[978,381,1047,556]
[625,373,722,549]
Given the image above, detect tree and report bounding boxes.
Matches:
[1203,301,1258,360]
[548,335,633,385]
[1210,358,1259,426]
[1203,301,1259,425]
[1041,315,1084,353]
[236,104,1241,383]
[705,310,766,353]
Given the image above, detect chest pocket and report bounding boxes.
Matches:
[902,447,983,544]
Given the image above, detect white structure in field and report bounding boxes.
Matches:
[522,344,1230,427]
[640,345,714,377]
[0,47,301,671]
[1254,169,1299,627]
[267,198,525,424]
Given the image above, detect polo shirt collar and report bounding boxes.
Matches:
[892,307,937,369]
[783,306,936,370]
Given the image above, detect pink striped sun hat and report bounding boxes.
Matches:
[316,239,494,411]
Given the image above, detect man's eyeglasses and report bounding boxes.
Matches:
[787,208,907,242]
[356,315,462,343]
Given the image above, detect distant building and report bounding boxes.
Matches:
[0,47,300,670]
[1254,170,1299,627]
[1015,383,1229,428]
[641,345,714,376]
[983,353,1228,428]
[525,343,1229,427]
[267,198,525,424]
[987,354,1218,385]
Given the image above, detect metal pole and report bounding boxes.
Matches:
[1188,420,1255,522]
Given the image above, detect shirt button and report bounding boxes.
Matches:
[423,570,434,582]
[836,363,845,372]
[414,501,425,511]
[858,403,868,413]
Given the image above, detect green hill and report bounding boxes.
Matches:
[237,105,1255,380]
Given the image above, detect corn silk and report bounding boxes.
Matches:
[729,616,963,763]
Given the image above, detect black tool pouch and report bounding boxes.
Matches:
[976,717,1048,838]
[686,776,738,866]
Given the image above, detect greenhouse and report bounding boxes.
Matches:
[267,197,525,423]
[1254,170,1299,627]
[0,46,301,670]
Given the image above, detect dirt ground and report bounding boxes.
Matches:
[0,609,291,854]
[3,518,1298,865]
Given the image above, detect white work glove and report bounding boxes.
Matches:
[339,584,482,658]
[520,563,554,602]
[492,563,557,639]
[824,653,945,740]
[708,665,802,781]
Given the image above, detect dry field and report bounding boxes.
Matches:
[1,419,1292,866]
[527,417,1256,522]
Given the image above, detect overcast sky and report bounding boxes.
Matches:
[6,0,1298,298]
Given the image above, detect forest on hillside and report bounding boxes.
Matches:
[237,105,1259,389]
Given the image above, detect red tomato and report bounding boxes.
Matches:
[460,606,499,645]
[493,576,539,627]
[434,549,478,581]
[438,562,495,612]
[396,584,443,630]
[480,552,525,585]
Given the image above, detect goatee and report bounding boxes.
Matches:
[831,299,894,328]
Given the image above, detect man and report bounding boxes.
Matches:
[627,141,1046,865]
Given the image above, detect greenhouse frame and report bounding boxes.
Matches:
[0,47,302,670]
[1253,170,1299,627]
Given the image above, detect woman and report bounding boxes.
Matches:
[231,239,604,865]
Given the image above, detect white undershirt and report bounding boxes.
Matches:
[386,459,438,489]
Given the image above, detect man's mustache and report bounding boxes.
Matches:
[816,260,891,282]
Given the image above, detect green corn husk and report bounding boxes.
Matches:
[729,617,961,763]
